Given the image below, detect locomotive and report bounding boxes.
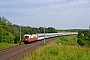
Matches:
[23,34,38,44]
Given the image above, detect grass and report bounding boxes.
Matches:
[53,35,78,46]
[0,43,18,50]
[20,35,90,60]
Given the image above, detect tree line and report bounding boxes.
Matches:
[0,16,57,44]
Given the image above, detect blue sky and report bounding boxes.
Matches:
[0,0,90,29]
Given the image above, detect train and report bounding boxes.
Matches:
[23,32,78,44]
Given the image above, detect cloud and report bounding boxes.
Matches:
[0,0,90,15]
[0,0,63,5]
[0,1,90,9]
[0,0,90,29]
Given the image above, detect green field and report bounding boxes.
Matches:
[0,43,18,50]
[21,35,90,60]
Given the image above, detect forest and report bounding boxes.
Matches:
[0,16,57,44]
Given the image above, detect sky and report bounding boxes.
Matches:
[0,0,90,29]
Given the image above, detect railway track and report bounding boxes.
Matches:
[0,37,60,60]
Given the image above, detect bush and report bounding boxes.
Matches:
[77,30,90,46]
[0,28,15,43]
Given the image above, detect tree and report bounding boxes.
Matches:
[39,27,44,33]
[77,30,90,46]
[0,23,2,42]
[0,16,58,44]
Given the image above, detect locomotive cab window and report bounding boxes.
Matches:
[25,36,29,38]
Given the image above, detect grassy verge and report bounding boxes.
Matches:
[53,35,78,46]
[20,35,90,60]
[0,43,18,50]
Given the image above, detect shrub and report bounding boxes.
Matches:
[77,30,90,46]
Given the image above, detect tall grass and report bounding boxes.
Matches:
[21,35,90,60]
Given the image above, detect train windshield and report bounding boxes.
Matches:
[24,36,29,38]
